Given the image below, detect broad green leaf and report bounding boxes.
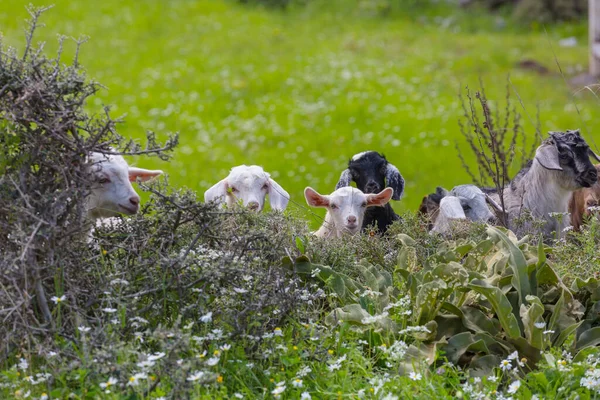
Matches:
[486,226,532,306]
[469,354,501,377]
[325,304,370,326]
[536,237,546,267]
[461,305,502,334]
[553,321,583,348]
[397,245,418,272]
[575,327,600,350]
[444,332,491,365]
[295,236,305,254]
[520,295,544,349]
[469,279,522,339]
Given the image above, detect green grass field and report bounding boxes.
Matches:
[1,0,598,226]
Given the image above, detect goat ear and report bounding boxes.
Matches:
[335,169,352,190]
[385,163,405,200]
[128,167,163,182]
[268,178,290,211]
[204,178,229,204]
[535,144,563,171]
[367,187,393,207]
[304,187,329,208]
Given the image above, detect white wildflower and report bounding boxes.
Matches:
[99,377,118,389]
[499,359,512,371]
[102,307,117,313]
[50,295,66,304]
[18,358,29,371]
[272,382,286,396]
[78,326,91,333]
[534,322,546,329]
[200,312,213,323]
[292,378,303,388]
[220,344,231,351]
[187,371,206,382]
[507,380,521,394]
[127,372,148,387]
[409,372,422,381]
[206,357,220,366]
[301,392,312,400]
[148,352,166,361]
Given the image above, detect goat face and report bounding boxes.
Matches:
[536,130,600,190]
[204,165,289,212]
[87,152,163,219]
[336,151,405,200]
[450,185,495,222]
[305,186,394,235]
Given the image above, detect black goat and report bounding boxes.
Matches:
[335,151,405,233]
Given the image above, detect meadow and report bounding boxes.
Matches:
[1,0,598,226]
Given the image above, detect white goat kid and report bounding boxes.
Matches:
[87,152,163,220]
[304,186,394,238]
[204,165,290,212]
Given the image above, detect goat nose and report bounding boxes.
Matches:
[347,215,357,224]
[248,201,259,210]
[129,196,140,206]
[365,182,379,194]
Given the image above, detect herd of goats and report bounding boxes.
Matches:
[87,129,600,240]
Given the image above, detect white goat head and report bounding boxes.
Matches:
[431,195,467,235]
[304,186,393,236]
[535,129,600,191]
[204,165,290,212]
[449,184,495,222]
[86,152,163,219]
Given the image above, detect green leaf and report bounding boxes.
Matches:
[295,236,305,254]
[575,327,600,351]
[469,279,522,339]
[553,321,583,348]
[461,305,502,334]
[325,304,370,326]
[486,226,532,306]
[520,295,545,349]
[444,332,491,365]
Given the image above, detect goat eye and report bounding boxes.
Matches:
[230,187,238,193]
[361,202,367,207]
[262,184,269,191]
[98,177,110,184]
[330,204,338,210]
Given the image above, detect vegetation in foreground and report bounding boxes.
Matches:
[4,4,600,400]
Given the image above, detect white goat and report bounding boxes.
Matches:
[304,186,393,238]
[86,152,163,220]
[486,130,599,237]
[204,165,289,212]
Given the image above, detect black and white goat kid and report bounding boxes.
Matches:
[336,151,405,233]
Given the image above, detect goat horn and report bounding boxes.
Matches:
[485,194,505,214]
[589,148,600,162]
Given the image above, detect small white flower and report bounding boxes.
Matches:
[18,358,29,371]
[272,382,286,396]
[187,371,206,382]
[273,328,283,337]
[507,380,521,394]
[206,357,220,366]
[507,351,519,360]
[47,351,58,357]
[499,359,513,371]
[78,326,91,333]
[134,332,144,342]
[200,312,213,323]
[301,392,312,400]
[102,307,117,313]
[51,295,66,304]
[99,377,118,389]
[543,330,555,335]
[409,372,422,381]
[220,344,231,351]
[487,376,498,382]
[137,360,155,369]
[40,394,48,400]
[233,287,248,294]
[534,322,546,329]
[234,394,244,399]
[148,352,166,361]
[127,372,148,386]
[292,379,303,388]
[381,395,399,400]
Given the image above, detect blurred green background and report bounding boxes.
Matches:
[1,0,598,226]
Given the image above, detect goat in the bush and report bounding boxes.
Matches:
[87,152,163,219]
[486,130,599,237]
[304,186,393,238]
[336,151,404,233]
[420,185,498,234]
[204,165,289,212]
[568,164,600,232]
